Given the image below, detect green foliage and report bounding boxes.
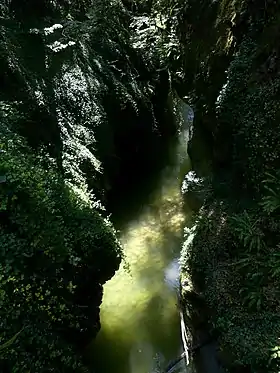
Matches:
[230,211,265,253]
[129,0,183,77]
[0,0,164,369]
[0,330,23,353]
[0,126,121,371]
[216,311,280,370]
[0,0,177,369]
[260,172,280,214]
[177,1,280,371]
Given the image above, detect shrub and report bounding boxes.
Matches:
[0,125,121,371]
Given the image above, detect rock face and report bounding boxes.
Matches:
[0,1,176,371]
[177,1,280,372]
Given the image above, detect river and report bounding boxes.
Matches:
[91,98,193,373]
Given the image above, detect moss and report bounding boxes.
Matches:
[0,0,178,370]
[0,126,122,371]
[172,0,280,371]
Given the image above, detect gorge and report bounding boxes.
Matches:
[1,1,280,373]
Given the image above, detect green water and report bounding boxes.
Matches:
[92,103,192,373]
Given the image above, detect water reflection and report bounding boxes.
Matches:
[91,163,190,373]
[92,101,193,373]
[164,258,180,291]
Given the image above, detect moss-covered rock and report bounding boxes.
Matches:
[0,0,177,371]
[170,0,280,371]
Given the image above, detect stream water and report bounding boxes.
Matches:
[92,99,193,373]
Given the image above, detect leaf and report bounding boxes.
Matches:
[0,328,23,352]
[272,267,280,278]
[264,185,277,196]
[22,253,33,258]
[227,257,250,268]
[248,297,257,309]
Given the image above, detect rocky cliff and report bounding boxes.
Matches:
[0,0,175,371]
[177,1,280,372]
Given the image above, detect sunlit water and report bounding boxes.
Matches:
[92,102,193,373]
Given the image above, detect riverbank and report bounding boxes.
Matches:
[179,250,225,373]
[175,1,280,372]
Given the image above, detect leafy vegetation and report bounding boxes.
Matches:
[0,112,122,372]
[0,0,178,371]
[5,0,280,371]
[153,0,280,371]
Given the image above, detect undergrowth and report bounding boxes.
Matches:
[168,0,280,371]
[0,0,175,370]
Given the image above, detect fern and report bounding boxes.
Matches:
[260,172,280,214]
[242,291,263,311]
[269,248,280,279]
[230,211,264,252]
